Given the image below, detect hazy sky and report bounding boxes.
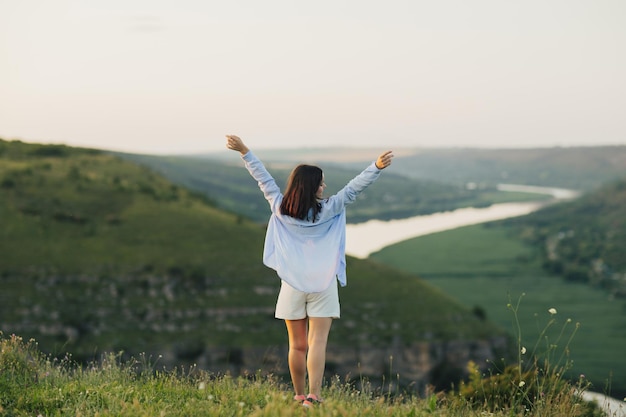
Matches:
[1,0,624,154]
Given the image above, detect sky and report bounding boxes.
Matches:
[1,0,624,155]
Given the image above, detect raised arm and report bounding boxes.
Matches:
[323,150,394,215]
[225,135,282,212]
[342,149,394,198]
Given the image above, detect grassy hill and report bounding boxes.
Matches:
[370,189,626,397]
[0,139,503,376]
[1,333,603,417]
[500,178,626,297]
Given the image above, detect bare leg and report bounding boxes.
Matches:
[306,317,333,398]
[285,319,308,396]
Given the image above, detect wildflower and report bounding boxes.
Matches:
[238,402,245,408]
[519,381,526,387]
[198,382,206,390]
[521,347,527,355]
[548,308,557,315]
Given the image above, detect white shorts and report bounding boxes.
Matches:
[275,280,340,320]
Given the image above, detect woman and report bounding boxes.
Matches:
[226,135,393,406]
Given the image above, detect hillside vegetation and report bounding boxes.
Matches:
[368,174,626,397]
[501,178,626,297]
[0,333,603,417]
[0,139,502,382]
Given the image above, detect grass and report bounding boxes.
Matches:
[371,223,626,398]
[0,331,604,416]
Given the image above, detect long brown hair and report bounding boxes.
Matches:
[280,164,323,222]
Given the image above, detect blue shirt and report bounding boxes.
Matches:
[242,151,382,293]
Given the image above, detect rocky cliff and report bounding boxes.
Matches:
[166,336,510,394]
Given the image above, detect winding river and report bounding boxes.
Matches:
[346,184,580,259]
[346,184,626,415]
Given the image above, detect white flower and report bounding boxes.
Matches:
[519,381,526,387]
[548,308,557,315]
[198,382,206,390]
[521,347,527,354]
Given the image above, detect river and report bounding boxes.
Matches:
[346,185,626,415]
[345,184,580,259]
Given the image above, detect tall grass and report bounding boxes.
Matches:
[1,302,605,417]
[454,294,602,416]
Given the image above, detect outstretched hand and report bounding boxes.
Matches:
[226,135,249,155]
[375,150,394,170]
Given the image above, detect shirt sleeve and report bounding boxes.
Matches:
[323,162,382,217]
[241,151,282,213]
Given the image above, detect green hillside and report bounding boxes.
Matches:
[370,192,626,396]
[500,178,626,297]
[0,139,503,375]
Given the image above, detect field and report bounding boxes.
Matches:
[0,334,604,417]
[371,224,626,398]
